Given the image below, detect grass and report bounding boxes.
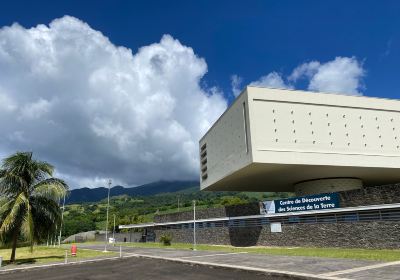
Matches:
[0,245,117,267]
[111,242,400,262]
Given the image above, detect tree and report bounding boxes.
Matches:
[0,152,68,263]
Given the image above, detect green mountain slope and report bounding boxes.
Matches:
[66,180,199,204]
[62,187,292,238]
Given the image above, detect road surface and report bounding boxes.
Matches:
[0,257,291,280]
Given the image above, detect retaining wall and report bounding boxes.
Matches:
[153,221,400,249]
[152,184,400,248]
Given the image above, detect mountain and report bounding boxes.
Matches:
[65,180,199,204]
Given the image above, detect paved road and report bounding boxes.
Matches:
[79,244,400,280]
[0,257,290,280]
[2,244,400,279]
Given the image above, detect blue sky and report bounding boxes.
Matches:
[0,1,398,100]
[0,1,399,187]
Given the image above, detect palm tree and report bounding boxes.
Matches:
[0,152,68,263]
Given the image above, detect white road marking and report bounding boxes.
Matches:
[179,252,248,259]
[320,260,400,277]
[0,255,124,273]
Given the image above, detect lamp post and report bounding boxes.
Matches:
[58,194,66,247]
[103,179,112,252]
[113,214,115,240]
[193,200,196,251]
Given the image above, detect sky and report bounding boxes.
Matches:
[0,1,399,188]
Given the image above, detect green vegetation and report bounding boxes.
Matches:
[0,152,69,263]
[113,242,400,262]
[62,188,292,237]
[159,234,172,246]
[0,245,116,266]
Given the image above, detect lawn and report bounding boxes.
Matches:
[113,242,400,262]
[0,245,117,266]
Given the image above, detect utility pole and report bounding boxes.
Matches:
[193,200,196,251]
[58,194,66,247]
[113,214,116,239]
[103,179,112,252]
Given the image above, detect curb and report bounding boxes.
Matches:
[0,255,125,274]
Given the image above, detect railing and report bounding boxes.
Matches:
[119,203,400,230]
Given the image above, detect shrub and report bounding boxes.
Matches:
[159,234,172,246]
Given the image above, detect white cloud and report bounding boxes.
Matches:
[250,72,291,89]
[19,98,51,120]
[289,57,365,95]
[288,61,320,82]
[0,16,227,188]
[230,74,243,97]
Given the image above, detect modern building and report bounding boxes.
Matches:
[120,87,400,249]
[200,86,400,195]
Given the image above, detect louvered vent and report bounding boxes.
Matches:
[200,143,208,181]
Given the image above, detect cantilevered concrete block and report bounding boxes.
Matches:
[199,87,400,195]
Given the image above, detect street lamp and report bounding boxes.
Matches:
[103,179,112,252]
[113,214,115,239]
[58,194,66,247]
[193,200,196,251]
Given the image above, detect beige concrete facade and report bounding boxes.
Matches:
[199,86,400,193]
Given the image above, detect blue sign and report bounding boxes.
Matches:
[260,193,340,214]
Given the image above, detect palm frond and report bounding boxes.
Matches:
[21,201,34,252]
[0,170,28,195]
[0,197,13,216]
[31,196,62,241]
[0,192,27,237]
[32,178,68,201]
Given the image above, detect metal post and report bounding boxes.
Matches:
[193,200,196,251]
[103,179,112,252]
[177,196,180,212]
[65,250,68,264]
[113,214,116,239]
[119,246,122,258]
[59,194,66,247]
[113,214,116,246]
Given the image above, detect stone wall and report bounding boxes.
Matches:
[151,184,400,249]
[339,183,400,207]
[154,221,400,249]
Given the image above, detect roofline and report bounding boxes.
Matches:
[198,86,400,144]
[247,85,400,103]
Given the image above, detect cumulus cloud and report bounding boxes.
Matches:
[0,16,227,188]
[289,57,365,95]
[249,57,364,96]
[230,74,243,97]
[250,72,291,89]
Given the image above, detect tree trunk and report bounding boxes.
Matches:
[9,230,19,263]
